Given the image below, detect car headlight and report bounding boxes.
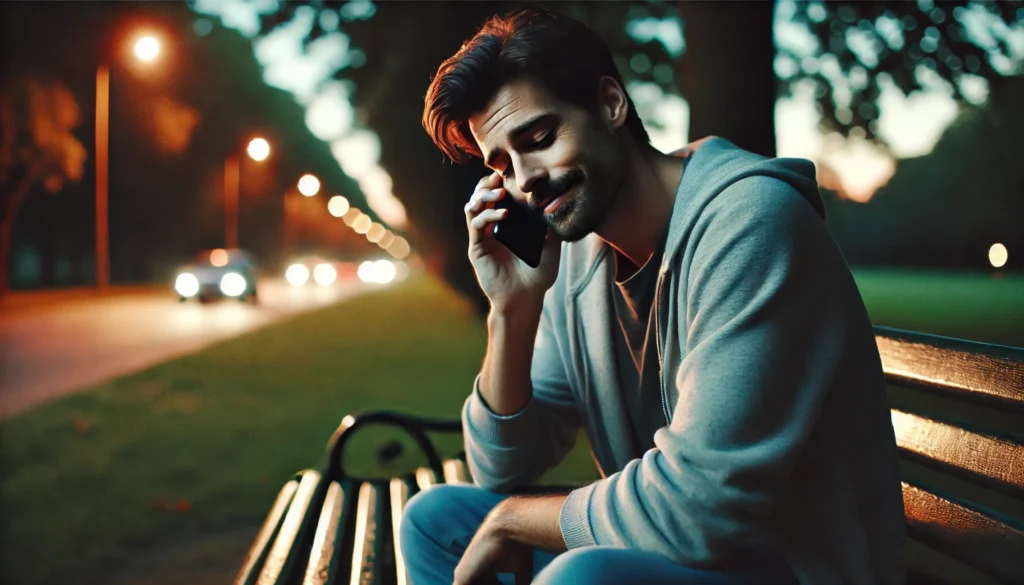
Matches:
[175,273,200,297]
[220,272,247,297]
[313,263,337,286]
[285,263,310,286]
[357,259,396,284]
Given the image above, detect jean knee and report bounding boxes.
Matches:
[535,548,621,585]
[400,484,473,551]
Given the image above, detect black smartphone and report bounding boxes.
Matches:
[492,195,548,268]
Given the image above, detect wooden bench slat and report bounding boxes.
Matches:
[903,482,1024,583]
[415,467,439,491]
[904,537,1004,585]
[390,478,412,585]
[876,329,1024,412]
[235,479,300,585]
[891,410,1024,496]
[303,481,352,585]
[257,470,322,585]
[443,459,469,484]
[349,482,385,585]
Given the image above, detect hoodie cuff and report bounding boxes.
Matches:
[559,482,597,549]
[464,374,536,446]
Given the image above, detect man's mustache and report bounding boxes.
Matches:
[528,169,584,211]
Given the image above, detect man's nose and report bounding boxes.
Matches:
[515,161,546,197]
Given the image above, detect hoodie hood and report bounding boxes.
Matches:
[661,137,823,272]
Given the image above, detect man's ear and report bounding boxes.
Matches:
[597,76,629,130]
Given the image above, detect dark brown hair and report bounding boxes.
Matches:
[422,6,650,164]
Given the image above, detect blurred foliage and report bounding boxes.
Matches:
[0,76,87,296]
[248,0,1022,312]
[785,0,1023,145]
[824,73,1024,268]
[1,1,381,289]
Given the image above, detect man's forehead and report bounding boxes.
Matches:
[469,79,551,147]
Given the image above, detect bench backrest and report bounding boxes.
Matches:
[876,327,1024,585]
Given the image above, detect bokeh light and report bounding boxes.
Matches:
[342,208,361,227]
[989,243,1008,268]
[219,272,247,297]
[313,263,338,286]
[387,236,410,260]
[357,259,397,284]
[175,273,199,297]
[285,263,310,286]
[247,137,270,161]
[366,222,385,243]
[352,214,372,234]
[328,195,350,218]
[134,36,160,61]
[298,174,320,196]
[210,248,229,267]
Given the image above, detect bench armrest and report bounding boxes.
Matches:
[324,410,463,481]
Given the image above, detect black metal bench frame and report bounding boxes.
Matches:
[234,326,1024,585]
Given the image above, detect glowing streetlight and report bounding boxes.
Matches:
[298,174,320,197]
[134,36,161,61]
[247,137,270,162]
[96,29,167,292]
[225,137,271,249]
[328,195,350,218]
[989,243,1008,268]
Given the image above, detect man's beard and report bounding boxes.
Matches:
[537,166,621,242]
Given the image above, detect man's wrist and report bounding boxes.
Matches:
[489,296,544,325]
[486,494,569,553]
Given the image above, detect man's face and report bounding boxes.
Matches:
[468,78,627,242]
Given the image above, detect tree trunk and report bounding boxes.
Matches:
[0,183,30,299]
[678,1,777,157]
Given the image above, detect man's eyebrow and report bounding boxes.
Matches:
[484,113,556,169]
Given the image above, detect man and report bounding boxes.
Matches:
[402,7,904,585]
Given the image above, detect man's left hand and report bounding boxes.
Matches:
[453,493,569,585]
[453,513,533,585]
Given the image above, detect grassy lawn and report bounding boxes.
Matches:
[852,268,1024,347]
[0,269,1020,584]
[0,275,598,585]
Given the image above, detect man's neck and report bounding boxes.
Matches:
[596,144,685,272]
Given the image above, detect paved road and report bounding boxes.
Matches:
[0,279,366,420]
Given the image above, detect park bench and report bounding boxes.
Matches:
[233,326,1024,585]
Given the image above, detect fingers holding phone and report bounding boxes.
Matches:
[465,179,508,245]
[464,173,560,313]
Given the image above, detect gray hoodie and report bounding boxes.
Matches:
[461,137,905,585]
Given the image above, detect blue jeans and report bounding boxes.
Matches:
[400,484,798,585]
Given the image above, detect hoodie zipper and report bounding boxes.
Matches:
[654,273,670,425]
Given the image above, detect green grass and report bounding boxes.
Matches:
[852,268,1024,347]
[0,269,1021,584]
[0,276,599,585]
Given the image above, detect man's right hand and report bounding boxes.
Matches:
[465,172,561,315]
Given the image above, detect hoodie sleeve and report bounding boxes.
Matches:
[559,176,848,565]
[462,286,583,492]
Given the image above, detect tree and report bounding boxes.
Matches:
[248,0,1023,312]
[0,77,87,297]
[823,73,1024,267]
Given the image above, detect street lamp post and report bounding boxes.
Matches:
[223,137,270,250]
[95,65,110,293]
[94,34,160,293]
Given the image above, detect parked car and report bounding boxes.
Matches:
[174,248,258,303]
